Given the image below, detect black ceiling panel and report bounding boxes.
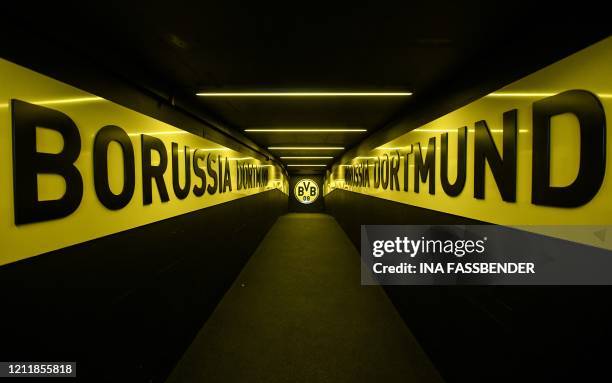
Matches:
[4,1,609,174]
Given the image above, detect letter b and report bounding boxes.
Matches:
[11,100,83,224]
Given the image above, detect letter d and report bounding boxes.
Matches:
[532,90,606,207]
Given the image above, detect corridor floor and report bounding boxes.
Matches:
[166,213,443,383]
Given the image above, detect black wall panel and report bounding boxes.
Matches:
[325,188,612,383]
[0,189,287,382]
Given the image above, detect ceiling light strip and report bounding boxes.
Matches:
[245,129,366,132]
[286,164,327,167]
[269,146,344,150]
[197,92,412,97]
[280,156,334,159]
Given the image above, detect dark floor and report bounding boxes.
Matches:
[165,213,442,383]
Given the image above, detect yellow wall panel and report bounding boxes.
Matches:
[0,59,288,266]
[325,37,612,248]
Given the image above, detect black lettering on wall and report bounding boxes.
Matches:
[263,167,268,186]
[251,164,254,188]
[93,125,135,210]
[364,161,370,187]
[246,164,252,189]
[381,154,389,190]
[359,164,364,186]
[247,163,251,188]
[223,157,232,192]
[251,164,255,188]
[217,155,223,193]
[414,137,436,194]
[390,151,400,191]
[247,164,251,188]
[141,134,169,205]
[532,90,606,207]
[206,153,218,195]
[441,126,467,197]
[192,149,207,197]
[236,162,243,190]
[403,146,412,192]
[242,164,247,189]
[172,143,191,200]
[474,110,517,202]
[373,157,381,188]
[11,100,83,224]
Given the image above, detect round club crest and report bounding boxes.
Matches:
[294,179,319,204]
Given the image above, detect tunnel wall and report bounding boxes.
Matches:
[324,37,612,232]
[324,37,612,383]
[0,35,289,382]
[325,188,611,382]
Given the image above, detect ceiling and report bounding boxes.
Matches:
[5,2,609,174]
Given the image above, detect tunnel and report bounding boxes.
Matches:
[0,3,610,382]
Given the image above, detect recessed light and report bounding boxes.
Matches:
[197,92,412,97]
[280,156,334,159]
[286,164,327,167]
[245,129,366,133]
[269,147,344,150]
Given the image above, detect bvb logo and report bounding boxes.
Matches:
[294,179,319,204]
